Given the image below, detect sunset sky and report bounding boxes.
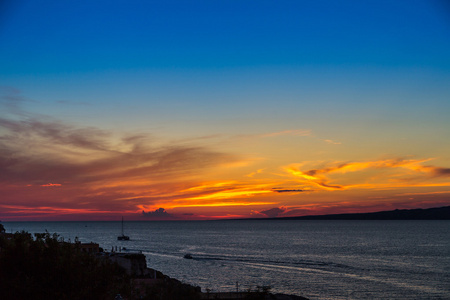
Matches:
[1,0,450,221]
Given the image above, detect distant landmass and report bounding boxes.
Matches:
[260,206,450,220]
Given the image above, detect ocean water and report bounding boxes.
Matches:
[3,220,449,300]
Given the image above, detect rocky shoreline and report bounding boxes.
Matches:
[106,251,308,300]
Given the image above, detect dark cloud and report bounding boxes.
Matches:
[432,167,450,176]
[304,162,349,176]
[272,188,304,193]
[142,208,174,220]
[260,207,286,218]
[304,169,318,176]
[315,181,344,190]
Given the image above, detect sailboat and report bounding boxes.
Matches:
[117,216,130,241]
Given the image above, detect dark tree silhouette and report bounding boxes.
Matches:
[0,231,130,300]
[0,229,202,300]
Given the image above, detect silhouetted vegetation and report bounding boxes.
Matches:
[0,227,202,300]
[0,230,130,300]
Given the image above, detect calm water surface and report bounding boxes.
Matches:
[4,220,449,300]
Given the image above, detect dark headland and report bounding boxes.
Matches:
[248,206,450,221]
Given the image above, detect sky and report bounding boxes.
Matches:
[1,0,450,221]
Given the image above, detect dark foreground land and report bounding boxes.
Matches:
[0,224,307,300]
[255,205,450,221]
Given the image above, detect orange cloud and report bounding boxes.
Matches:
[246,168,265,177]
[142,181,278,210]
[284,158,450,192]
[182,189,271,201]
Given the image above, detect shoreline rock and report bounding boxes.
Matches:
[105,251,308,299]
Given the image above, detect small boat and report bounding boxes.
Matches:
[117,217,130,241]
[183,253,193,259]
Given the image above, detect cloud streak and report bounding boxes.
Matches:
[272,188,304,193]
[261,129,311,138]
[284,158,450,191]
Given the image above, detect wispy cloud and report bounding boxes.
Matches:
[0,86,31,115]
[323,139,341,145]
[397,191,450,196]
[261,129,311,137]
[246,168,265,177]
[0,114,238,219]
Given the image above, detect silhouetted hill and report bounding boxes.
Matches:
[268,206,450,220]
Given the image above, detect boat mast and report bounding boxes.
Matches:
[121,216,124,236]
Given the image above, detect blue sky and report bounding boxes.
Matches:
[1,1,449,126]
[2,0,449,72]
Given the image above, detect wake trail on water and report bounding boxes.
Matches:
[134,248,447,297]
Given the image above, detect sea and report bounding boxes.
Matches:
[2,220,449,300]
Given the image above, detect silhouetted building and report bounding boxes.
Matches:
[77,242,100,253]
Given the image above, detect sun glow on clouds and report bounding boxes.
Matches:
[141,201,276,210]
[136,181,278,211]
[284,159,450,192]
[184,189,271,201]
[1,99,450,220]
